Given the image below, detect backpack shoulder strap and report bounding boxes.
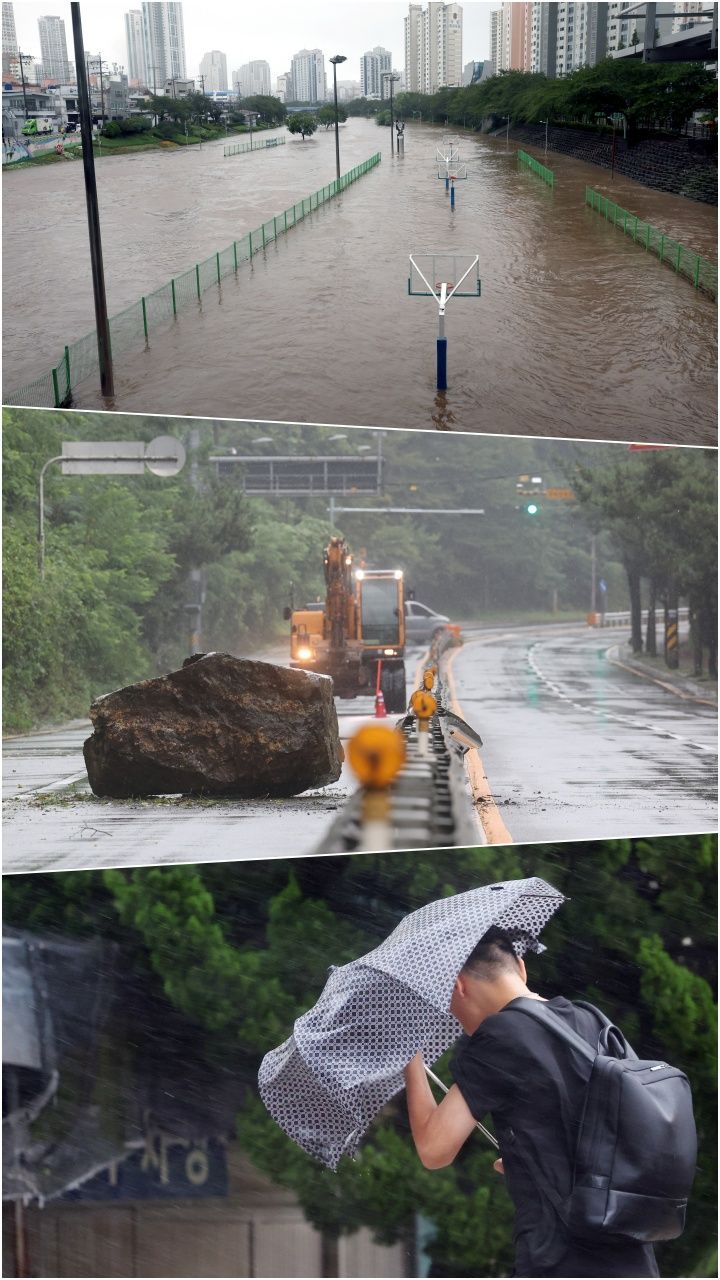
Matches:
[504,997,597,1063]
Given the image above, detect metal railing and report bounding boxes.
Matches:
[585,187,718,299]
[592,606,690,628]
[4,153,382,409]
[223,136,286,157]
[517,148,555,188]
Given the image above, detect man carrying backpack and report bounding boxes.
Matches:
[403,927,695,1278]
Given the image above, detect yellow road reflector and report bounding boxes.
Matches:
[347,724,406,789]
[410,690,437,720]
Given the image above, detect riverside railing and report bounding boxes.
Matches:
[224,136,286,157]
[585,187,718,300]
[5,152,382,409]
[517,148,554,188]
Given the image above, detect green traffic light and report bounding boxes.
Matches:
[526,502,539,515]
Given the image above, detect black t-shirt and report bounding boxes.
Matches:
[452,996,660,1279]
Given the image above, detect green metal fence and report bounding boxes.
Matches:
[585,187,717,300]
[224,136,286,158]
[517,148,555,189]
[5,153,381,408]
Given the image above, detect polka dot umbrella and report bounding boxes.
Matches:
[258,876,566,1169]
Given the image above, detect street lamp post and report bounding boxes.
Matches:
[17,51,29,120]
[504,114,510,146]
[382,71,400,154]
[70,2,114,398]
[330,53,346,181]
[541,117,549,155]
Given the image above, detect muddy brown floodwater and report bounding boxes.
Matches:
[3,118,716,441]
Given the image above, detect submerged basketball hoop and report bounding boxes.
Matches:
[408,253,481,391]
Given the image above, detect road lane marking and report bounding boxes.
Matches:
[444,643,512,846]
[10,770,89,800]
[606,650,718,708]
[528,643,717,755]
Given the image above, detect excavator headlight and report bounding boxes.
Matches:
[355,569,365,580]
[383,648,397,656]
[297,646,313,662]
[394,569,404,579]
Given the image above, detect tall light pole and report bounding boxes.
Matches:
[70,2,114,398]
[540,117,549,155]
[382,71,400,154]
[330,53,346,181]
[17,50,30,120]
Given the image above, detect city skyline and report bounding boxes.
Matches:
[8,1,493,85]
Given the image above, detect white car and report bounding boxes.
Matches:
[404,599,450,644]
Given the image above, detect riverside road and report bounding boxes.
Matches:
[3,118,716,441]
[3,624,716,873]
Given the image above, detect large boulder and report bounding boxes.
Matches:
[83,653,343,799]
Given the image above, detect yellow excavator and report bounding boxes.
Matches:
[285,537,407,712]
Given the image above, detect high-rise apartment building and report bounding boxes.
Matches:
[489,8,502,71]
[141,1,186,92]
[124,10,147,85]
[555,3,608,75]
[404,3,463,94]
[360,45,392,98]
[276,72,291,101]
[234,60,271,97]
[289,48,326,103]
[199,49,227,91]
[493,2,612,77]
[2,2,17,75]
[38,14,70,82]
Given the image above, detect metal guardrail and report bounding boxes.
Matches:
[312,632,479,855]
[593,606,690,628]
[4,152,382,409]
[517,148,555,188]
[585,187,718,299]
[224,137,286,157]
[311,699,478,854]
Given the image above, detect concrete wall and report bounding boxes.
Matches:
[2,1150,411,1278]
[504,122,718,204]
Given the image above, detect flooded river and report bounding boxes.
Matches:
[3,118,716,441]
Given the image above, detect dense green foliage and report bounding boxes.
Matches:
[317,103,348,129]
[392,60,717,138]
[570,449,717,671]
[233,95,287,127]
[11,412,712,730]
[4,836,716,1276]
[287,111,318,139]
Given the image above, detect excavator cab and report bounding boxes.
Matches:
[356,570,405,650]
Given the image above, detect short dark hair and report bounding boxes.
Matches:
[461,928,521,981]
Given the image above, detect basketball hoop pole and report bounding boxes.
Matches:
[437,289,448,391]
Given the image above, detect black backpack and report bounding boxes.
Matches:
[507,998,697,1243]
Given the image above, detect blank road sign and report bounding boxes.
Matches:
[544,488,576,500]
[61,441,145,475]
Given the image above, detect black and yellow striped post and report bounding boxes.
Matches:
[665,608,679,670]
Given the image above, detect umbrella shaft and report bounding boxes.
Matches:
[424,1063,499,1149]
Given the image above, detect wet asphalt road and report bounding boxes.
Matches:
[3,628,716,872]
[2,646,430,873]
[448,626,717,842]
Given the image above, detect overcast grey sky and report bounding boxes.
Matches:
[12,1,493,81]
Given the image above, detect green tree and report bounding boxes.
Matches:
[287,111,318,140]
[4,838,715,1277]
[317,103,347,129]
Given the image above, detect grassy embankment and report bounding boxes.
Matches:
[3,120,271,169]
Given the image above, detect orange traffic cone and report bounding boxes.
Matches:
[375,690,388,718]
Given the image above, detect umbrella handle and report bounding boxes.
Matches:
[424,1063,500,1150]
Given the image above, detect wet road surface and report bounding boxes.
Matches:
[4,627,715,872]
[2,646,429,873]
[449,625,717,842]
[4,119,716,441]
